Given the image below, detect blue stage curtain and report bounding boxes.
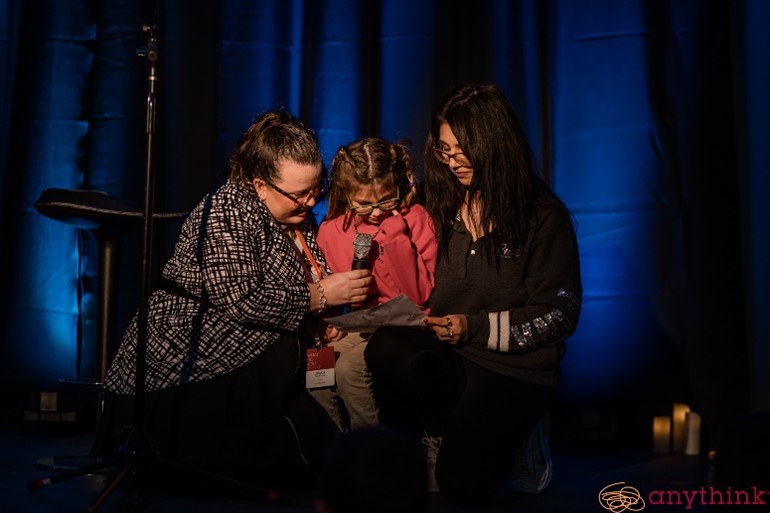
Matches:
[0,0,144,386]
[0,0,766,445]
[549,0,753,441]
[738,0,770,412]
[1,1,97,386]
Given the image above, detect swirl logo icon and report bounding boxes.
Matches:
[598,482,646,512]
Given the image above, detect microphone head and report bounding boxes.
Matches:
[352,233,373,260]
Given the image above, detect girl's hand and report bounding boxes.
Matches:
[424,314,468,345]
[379,208,409,237]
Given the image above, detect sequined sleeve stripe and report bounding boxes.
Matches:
[557,288,581,314]
[487,310,511,352]
[486,306,576,353]
[512,308,574,352]
[534,308,571,338]
[512,322,536,351]
[485,288,581,354]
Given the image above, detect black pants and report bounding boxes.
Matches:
[365,327,556,505]
[92,334,336,492]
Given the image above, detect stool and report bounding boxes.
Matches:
[33,188,188,384]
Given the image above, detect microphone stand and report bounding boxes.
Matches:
[126,15,159,467]
[77,19,161,511]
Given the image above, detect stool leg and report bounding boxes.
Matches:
[96,231,122,383]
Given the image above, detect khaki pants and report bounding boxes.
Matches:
[309,332,379,431]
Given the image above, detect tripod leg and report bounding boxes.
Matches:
[157,455,281,502]
[86,463,132,513]
[27,457,120,492]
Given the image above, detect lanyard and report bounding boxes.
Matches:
[290,226,325,283]
[288,227,327,347]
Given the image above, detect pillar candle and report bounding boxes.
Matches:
[672,403,690,452]
[653,416,671,453]
[684,411,701,456]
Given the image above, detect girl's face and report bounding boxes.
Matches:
[437,123,473,187]
[347,182,400,226]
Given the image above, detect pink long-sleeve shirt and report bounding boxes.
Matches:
[317,204,438,312]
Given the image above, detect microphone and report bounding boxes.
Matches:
[352,233,373,270]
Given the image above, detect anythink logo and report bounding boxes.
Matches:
[598,482,646,511]
[598,482,770,511]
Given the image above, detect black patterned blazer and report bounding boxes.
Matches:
[105,179,328,395]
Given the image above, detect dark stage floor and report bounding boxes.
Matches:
[0,421,713,513]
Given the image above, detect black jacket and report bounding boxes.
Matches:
[428,195,582,387]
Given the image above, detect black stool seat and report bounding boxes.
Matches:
[34,187,188,382]
[34,188,187,229]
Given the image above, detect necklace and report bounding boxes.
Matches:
[353,220,381,239]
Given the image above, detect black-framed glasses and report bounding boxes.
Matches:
[432,147,472,168]
[347,194,401,216]
[268,178,329,208]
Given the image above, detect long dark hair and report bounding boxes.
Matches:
[424,84,549,252]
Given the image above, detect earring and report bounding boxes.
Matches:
[253,179,267,202]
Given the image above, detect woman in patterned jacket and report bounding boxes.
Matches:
[93,110,373,491]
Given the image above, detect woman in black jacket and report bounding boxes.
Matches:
[365,84,582,505]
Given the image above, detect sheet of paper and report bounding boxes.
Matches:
[324,294,427,332]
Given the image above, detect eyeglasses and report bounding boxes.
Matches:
[432,147,472,168]
[347,194,401,216]
[268,178,329,208]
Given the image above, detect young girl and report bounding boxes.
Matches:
[315,137,438,430]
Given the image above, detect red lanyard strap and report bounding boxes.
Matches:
[292,226,324,283]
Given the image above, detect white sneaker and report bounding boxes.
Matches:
[421,432,442,493]
[508,418,552,493]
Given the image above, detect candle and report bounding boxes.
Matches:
[684,411,701,456]
[653,416,671,453]
[672,403,690,452]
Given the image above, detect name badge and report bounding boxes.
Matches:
[306,345,335,389]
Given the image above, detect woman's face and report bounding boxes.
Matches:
[437,123,473,187]
[347,182,400,226]
[254,158,323,225]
